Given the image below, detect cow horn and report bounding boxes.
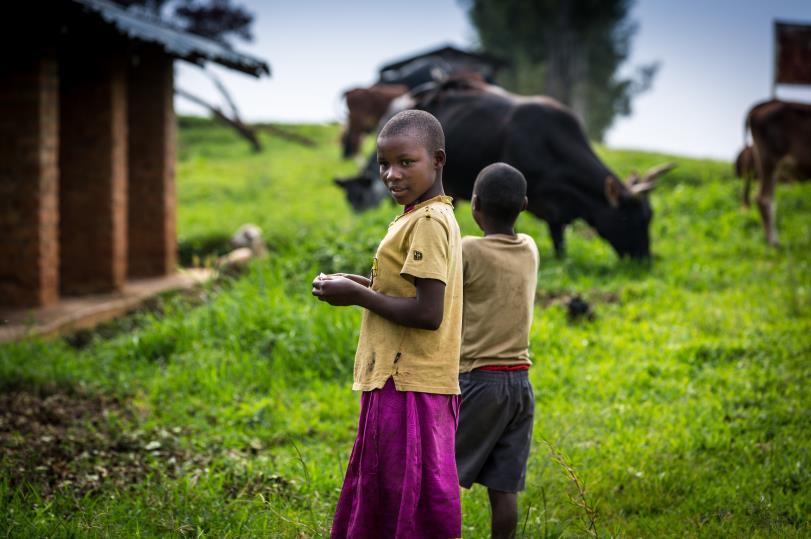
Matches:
[628,162,677,197]
[629,181,656,196]
[641,162,677,183]
[627,170,642,185]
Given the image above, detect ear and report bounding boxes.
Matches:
[471,194,480,211]
[521,196,528,212]
[604,176,623,208]
[433,148,447,168]
[334,178,347,187]
[358,176,373,187]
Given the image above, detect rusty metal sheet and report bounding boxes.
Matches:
[775,21,811,86]
[73,0,270,78]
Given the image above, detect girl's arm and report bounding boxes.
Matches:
[331,273,370,287]
[312,275,444,330]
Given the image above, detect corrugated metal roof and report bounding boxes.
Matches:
[72,0,270,77]
[379,44,507,74]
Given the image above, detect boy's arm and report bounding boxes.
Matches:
[312,275,445,330]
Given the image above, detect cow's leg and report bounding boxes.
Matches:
[742,174,752,208]
[548,222,566,258]
[755,158,779,246]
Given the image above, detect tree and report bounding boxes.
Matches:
[461,0,657,141]
[113,0,266,151]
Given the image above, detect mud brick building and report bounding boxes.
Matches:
[0,0,268,309]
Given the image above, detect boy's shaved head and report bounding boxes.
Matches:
[474,162,527,224]
[378,110,445,153]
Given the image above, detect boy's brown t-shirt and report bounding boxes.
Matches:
[459,233,539,372]
[353,195,463,395]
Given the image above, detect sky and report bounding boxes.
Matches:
[175,0,811,161]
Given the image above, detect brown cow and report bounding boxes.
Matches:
[735,143,804,207]
[746,99,811,245]
[341,83,408,158]
[735,145,758,207]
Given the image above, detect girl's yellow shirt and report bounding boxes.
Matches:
[352,195,463,395]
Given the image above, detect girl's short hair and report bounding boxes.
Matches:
[378,110,445,153]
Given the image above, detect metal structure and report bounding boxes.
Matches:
[773,20,811,95]
[72,0,270,77]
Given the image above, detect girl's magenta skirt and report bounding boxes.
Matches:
[331,377,462,539]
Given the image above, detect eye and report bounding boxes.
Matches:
[400,159,413,167]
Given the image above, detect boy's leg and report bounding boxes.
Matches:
[457,370,533,538]
[488,488,518,539]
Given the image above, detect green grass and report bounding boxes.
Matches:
[1,118,809,537]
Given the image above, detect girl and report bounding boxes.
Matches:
[313,110,463,538]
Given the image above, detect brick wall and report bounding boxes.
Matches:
[128,47,177,277]
[0,53,60,308]
[59,48,129,295]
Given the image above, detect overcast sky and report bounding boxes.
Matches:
[175,0,811,161]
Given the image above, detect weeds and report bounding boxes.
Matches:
[544,439,600,538]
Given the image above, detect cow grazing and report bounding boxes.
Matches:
[341,83,408,159]
[735,143,805,207]
[335,81,675,259]
[746,99,811,245]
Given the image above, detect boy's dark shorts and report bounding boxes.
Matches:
[456,369,535,493]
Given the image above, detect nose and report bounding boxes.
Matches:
[384,165,402,183]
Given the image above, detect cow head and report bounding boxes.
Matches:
[340,101,377,159]
[334,175,392,213]
[594,163,676,258]
[341,84,409,159]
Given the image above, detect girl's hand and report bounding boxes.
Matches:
[311,273,326,297]
[312,275,366,306]
[332,273,371,287]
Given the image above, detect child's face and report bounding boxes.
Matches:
[377,134,443,205]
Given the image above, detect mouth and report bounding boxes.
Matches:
[388,185,407,196]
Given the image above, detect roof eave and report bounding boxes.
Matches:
[73,0,270,78]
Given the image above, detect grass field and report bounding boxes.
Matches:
[1,118,809,537]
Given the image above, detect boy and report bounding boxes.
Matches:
[313,110,463,538]
[455,162,539,539]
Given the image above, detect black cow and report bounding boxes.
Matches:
[335,81,675,259]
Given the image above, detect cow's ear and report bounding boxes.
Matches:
[358,177,373,187]
[334,178,348,187]
[604,176,623,208]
